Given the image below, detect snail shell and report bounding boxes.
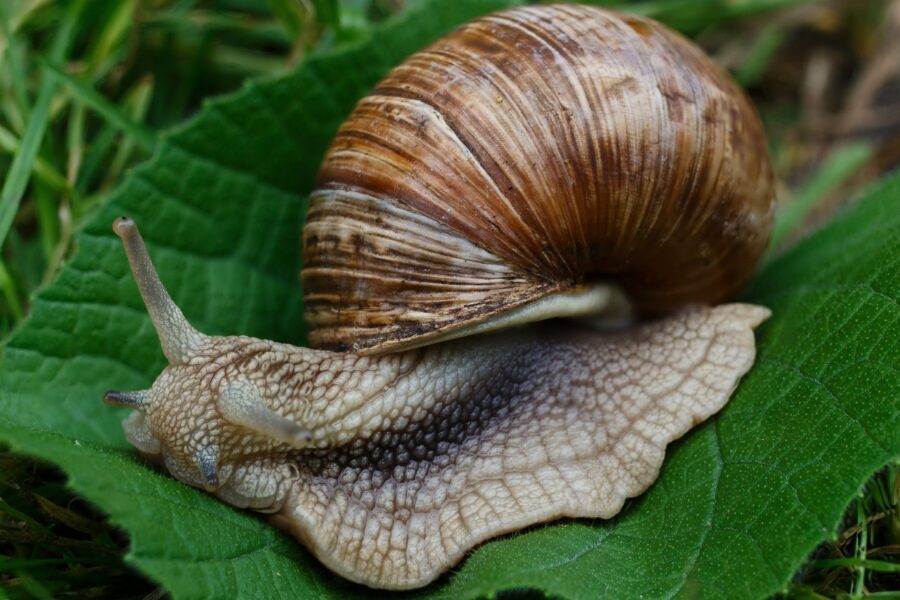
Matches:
[303,3,774,354]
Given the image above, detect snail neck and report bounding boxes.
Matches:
[280,306,628,448]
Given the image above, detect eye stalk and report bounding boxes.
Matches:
[106,217,316,471]
[218,380,314,449]
[113,216,206,365]
[103,389,150,410]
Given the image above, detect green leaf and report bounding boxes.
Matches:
[1,2,897,600]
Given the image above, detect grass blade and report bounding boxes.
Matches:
[735,23,787,87]
[0,2,31,119]
[0,123,73,195]
[39,58,158,152]
[810,558,900,573]
[0,260,23,321]
[767,141,873,253]
[0,1,82,253]
[311,0,340,27]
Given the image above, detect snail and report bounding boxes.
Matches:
[103,4,775,591]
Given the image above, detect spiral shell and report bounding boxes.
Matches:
[302,4,774,353]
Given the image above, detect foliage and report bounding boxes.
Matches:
[0,0,898,598]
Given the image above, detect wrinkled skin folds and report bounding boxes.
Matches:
[114,303,768,589]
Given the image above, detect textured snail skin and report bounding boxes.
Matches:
[115,298,767,590]
[304,4,774,354]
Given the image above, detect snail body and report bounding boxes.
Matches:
[105,5,774,591]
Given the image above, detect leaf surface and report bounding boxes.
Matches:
[1,1,898,598]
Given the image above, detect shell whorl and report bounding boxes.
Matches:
[303,4,775,353]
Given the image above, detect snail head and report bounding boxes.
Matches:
[104,218,316,500]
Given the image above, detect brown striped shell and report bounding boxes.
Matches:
[302,4,775,354]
